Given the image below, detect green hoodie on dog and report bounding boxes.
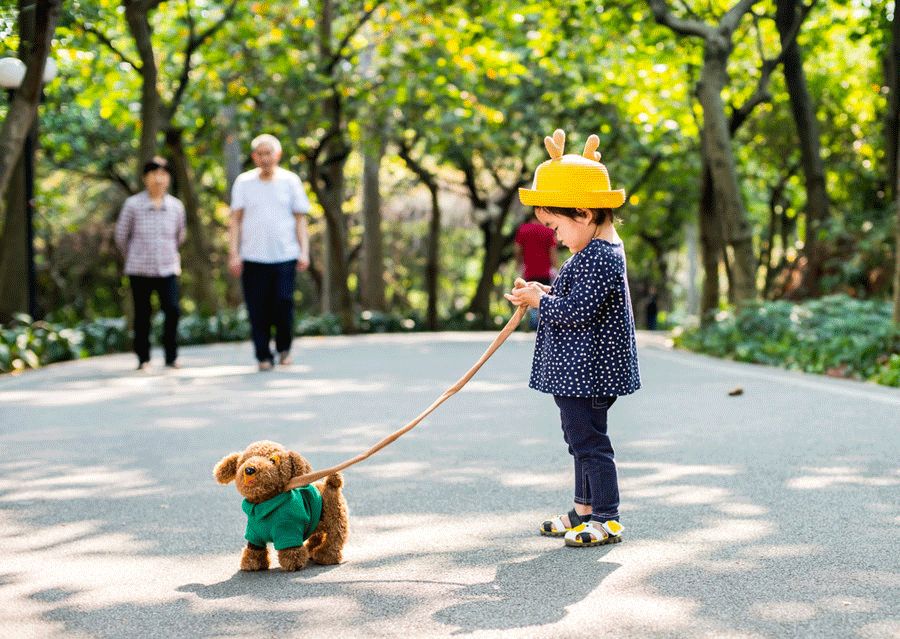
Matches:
[241,485,322,550]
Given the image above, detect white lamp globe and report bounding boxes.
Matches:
[0,57,26,89]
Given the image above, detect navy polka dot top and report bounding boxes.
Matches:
[530,238,641,398]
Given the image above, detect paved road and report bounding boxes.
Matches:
[0,332,898,639]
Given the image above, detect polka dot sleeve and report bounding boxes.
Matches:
[538,246,621,328]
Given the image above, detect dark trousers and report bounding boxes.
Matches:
[241,260,297,362]
[129,275,180,364]
[554,395,619,522]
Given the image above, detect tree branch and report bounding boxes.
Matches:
[720,0,763,35]
[729,0,816,132]
[397,138,439,193]
[167,0,239,118]
[626,152,663,197]
[648,0,712,38]
[71,17,141,71]
[325,1,385,74]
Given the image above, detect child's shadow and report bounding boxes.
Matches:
[434,548,620,633]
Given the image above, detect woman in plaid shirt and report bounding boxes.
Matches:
[114,156,186,370]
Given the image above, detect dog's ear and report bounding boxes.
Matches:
[288,451,313,478]
[213,453,240,484]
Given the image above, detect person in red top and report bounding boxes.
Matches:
[515,213,557,328]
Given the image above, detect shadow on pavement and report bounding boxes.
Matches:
[1,338,898,638]
[433,549,621,632]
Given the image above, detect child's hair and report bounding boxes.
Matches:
[537,206,615,225]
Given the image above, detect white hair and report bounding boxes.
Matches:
[250,134,282,154]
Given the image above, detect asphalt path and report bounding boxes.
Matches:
[0,331,898,638]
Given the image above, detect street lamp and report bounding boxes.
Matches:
[0,55,57,320]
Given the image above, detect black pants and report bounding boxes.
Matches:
[129,275,180,365]
[240,260,297,363]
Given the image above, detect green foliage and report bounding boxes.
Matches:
[673,295,900,387]
[0,309,427,374]
[1,0,895,327]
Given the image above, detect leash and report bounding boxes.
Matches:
[285,300,529,490]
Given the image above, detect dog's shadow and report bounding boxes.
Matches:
[433,547,621,633]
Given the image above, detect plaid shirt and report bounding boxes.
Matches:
[115,191,186,276]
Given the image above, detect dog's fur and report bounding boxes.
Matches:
[214,440,348,571]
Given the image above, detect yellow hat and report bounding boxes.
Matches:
[519,129,626,209]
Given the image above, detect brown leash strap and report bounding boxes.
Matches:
[285,303,528,489]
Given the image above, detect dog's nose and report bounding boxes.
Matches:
[244,466,256,476]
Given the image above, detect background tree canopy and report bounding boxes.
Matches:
[0,0,896,334]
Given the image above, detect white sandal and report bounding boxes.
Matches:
[540,508,589,537]
[564,520,624,547]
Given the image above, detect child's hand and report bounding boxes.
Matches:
[504,278,544,309]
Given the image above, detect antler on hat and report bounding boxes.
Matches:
[582,134,601,161]
[544,129,565,160]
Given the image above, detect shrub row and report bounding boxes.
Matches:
[0,309,446,374]
[672,295,900,387]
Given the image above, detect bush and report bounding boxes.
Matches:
[673,295,900,387]
[0,308,430,374]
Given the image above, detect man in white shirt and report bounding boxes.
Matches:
[228,134,311,371]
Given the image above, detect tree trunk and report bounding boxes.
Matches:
[425,186,441,330]
[397,144,442,329]
[893,150,899,323]
[312,140,352,329]
[761,193,779,298]
[313,119,354,331]
[468,204,515,326]
[0,0,59,206]
[776,0,829,297]
[888,2,900,323]
[360,141,386,311]
[696,42,757,304]
[311,0,354,332]
[886,2,900,205]
[221,105,244,306]
[165,128,218,314]
[685,221,700,317]
[0,0,61,322]
[0,158,28,322]
[222,105,243,202]
[698,158,722,322]
[124,1,163,185]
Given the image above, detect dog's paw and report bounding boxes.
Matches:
[277,546,309,571]
[240,545,269,571]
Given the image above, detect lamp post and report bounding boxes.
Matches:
[0,56,57,320]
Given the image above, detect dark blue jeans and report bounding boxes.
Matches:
[129,275,180,365]
[554,395,619,522]
[241,260,297,363]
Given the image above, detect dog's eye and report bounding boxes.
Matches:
[270,454,281,465]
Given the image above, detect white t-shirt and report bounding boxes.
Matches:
[231,167,311,263]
